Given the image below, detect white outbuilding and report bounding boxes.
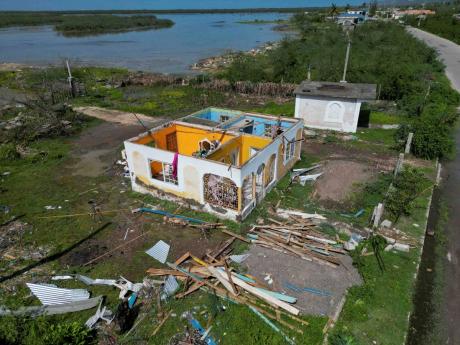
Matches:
[294,81,376,133]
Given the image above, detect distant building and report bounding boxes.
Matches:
[393,9,436,19]
[337,10,367,25]
[124,108,303,220]
[294,81,376,133]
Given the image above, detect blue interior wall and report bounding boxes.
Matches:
[189,108,294,136]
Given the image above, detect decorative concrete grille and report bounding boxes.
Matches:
[203,174,238,210]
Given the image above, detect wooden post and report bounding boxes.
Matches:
[372,203,384,228]
[404,132,414,154]
[394,153,404,177]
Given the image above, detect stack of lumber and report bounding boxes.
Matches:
[248,224,345,267]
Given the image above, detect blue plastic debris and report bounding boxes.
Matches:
[284,282,332,297]
[134,207,206,224]
[189,318,217,345]
[128,293,137,309]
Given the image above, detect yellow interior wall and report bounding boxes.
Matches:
[239,135,271,164]
[207,135,271,166]
[207,137,242,164]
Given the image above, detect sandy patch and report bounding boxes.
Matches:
[73,106,161,127]
[314,160,374,203]
[243,246,361,316]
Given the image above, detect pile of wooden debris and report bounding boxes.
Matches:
[146,243,309,340]
[247,219,346,268]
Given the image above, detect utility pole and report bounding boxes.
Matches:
[66,60,75,97]
[340,37,351,83]
[307,64,311,80]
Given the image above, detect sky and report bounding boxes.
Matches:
[0,0,367,11]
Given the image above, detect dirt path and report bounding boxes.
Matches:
[70,107,165,177]
[73,106,161,127]
[407,27,460,345]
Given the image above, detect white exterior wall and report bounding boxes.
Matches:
[124,119,303,221]
[124,141,242,220]
[295,95,362,133]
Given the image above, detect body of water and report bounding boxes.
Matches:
[0,0,359,11]
[0,13,291,74]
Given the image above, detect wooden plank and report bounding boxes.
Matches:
[175,282,204,299]
[226,272,300,315]
[207,266,237,296]
[174,252,191,266]
[224,260,239,295]
[222,230,250,243]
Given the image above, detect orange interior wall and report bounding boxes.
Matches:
[134,124,177,150]
[134,124,236,156]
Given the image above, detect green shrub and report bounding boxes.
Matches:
[396,103,458,159]
[0,143,19,161]
[385,166,431,222]
[0,317,96,345]
[329,332,359,345]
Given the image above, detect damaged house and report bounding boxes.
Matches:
[124,107,303,220]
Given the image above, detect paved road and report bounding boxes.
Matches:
[407,27,460,91]
[407,27,460,344]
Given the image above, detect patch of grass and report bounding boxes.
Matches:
[252,101,295,117]
[369,111,401,125]
[354,128,397,146]
[333,165,435,344]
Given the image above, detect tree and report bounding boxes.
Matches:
[329,3,339,18]
[385,167,430,222]
[369,0,378,16]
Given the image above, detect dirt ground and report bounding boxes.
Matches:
[313,160,374,203]
[243,246,361,317]
[303,140,397,172]
[58,109,226,275]
[69,107,165,177]
[73,106,160,127]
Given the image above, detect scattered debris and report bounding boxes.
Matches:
[277,208,326,221]
[284,282,332,297]
[380,219,392,228]
[26,283,90,305]
[229,254,250,264]
[161,275,179,300]
[0,296,103,317]
[85,299,114,329]
[133,207,206,224]
[247,222,344,267]
[145,240,170,264]
[187,314,218,345]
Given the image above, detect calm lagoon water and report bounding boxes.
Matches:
[0,13,291,74]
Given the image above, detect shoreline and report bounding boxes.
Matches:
[0,8,319,15]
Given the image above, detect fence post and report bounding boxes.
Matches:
[394,153,405,177]
[404,132,414,154]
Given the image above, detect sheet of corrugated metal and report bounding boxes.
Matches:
[145,240,170,264]
[26,283,90,306]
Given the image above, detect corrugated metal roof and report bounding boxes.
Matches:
[145,240,170,264]
[26,283,90,306]
[294,81,376,100]
[163,275,179,297]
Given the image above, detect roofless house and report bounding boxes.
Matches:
[124,108,303,220]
